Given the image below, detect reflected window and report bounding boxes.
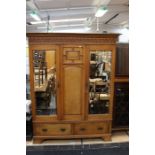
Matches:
[89,51,112,114]
[33,50,57,115]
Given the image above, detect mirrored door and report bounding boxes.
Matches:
[89,50,112,114]
[33,50,57,115]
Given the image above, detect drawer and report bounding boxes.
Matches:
[74,122,109,135]
[35,124,71,136]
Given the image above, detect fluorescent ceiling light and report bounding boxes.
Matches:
[30,11,41,21]
[37,24,89,30]
[30,21,46,25]
[30,18,86,25]
[49,18,87,23]
[54,24,85,28]
[53,27,91,33]
[95,6,108,17]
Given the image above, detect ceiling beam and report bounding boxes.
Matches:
[105,13,119,24]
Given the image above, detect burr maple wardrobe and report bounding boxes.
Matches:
[27,33,118,143]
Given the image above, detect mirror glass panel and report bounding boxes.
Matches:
[33,50,57,115]
[89,51,112,114]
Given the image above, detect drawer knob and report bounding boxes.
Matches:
[97,127,103,130]
[42,128,48,132]
[60,128,66,132]
[80,128,86,131]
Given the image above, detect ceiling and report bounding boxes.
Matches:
[26,0,129,34]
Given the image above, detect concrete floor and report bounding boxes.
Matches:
[26,131,129,155]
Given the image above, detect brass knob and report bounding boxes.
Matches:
[80,128,86,131]
[97,127,103,130]
[42,128,48,132]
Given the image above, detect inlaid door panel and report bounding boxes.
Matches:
[63,66,83,115]
[61,46,85,120]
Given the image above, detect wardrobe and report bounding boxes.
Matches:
[27,33,119,143]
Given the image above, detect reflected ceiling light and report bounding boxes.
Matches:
[49,18,87,23]
[95,6,108,17]
[30,11,41,21]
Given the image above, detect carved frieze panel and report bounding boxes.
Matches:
[63,47,83,64]
[28,36,117,45]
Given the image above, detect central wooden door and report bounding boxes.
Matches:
[60,45,85,120]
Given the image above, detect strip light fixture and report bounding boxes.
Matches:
[30,11,41,21]
[30,21,46,25]
[37,24,88,30]
[30,17,87,25]
[49,18,87,23]
[53,24,85,28]
[53,27,91,33]
[95,6,108,17]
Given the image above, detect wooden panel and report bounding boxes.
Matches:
[63,66,83,115]
[34,124,71,136]
[115,43,129,77]
[63,47,83,64]
[88,114,112,121]
[63,115,83,121]
[74,122,109,135]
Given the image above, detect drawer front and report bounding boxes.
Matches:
[74,122,109,135]
[35,124,71,136]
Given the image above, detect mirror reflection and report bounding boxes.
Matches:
[33,50,57,115]
[89,51,112,114]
